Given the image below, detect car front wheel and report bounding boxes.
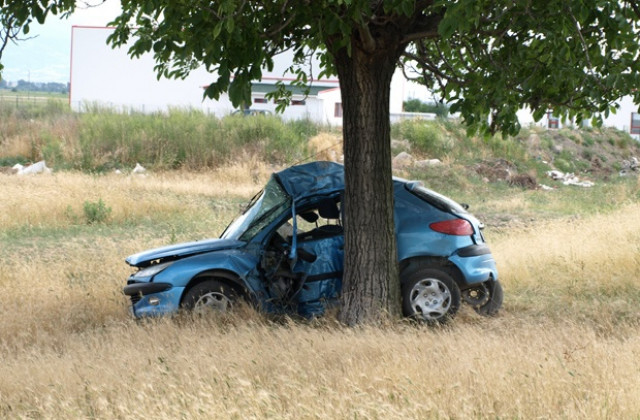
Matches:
[182,280,238,314]
[401,268,461,323]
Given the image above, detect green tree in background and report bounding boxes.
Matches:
[2,0,640,324]
[403,98,449,117]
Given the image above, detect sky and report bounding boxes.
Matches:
[1,0,122,83]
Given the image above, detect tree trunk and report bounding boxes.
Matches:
[332,36,403,325]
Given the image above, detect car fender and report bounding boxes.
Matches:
[152,249,260,291]
[400,249,498,287]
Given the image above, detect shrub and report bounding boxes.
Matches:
[393,119,452,156]
[554,158,573,173]
[83,199,112,224]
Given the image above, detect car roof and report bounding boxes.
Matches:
[274,161,345,202]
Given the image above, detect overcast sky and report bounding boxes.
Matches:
[1,0,121,83]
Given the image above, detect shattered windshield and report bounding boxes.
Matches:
[221,177,290,241]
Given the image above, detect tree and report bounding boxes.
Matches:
[3,0,640,325]
[404,98,449,117]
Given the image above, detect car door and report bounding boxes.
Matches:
[291,198,344,317]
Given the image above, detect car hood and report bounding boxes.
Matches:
[126,238,245,267]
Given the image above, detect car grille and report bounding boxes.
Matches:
[129,293,142,305]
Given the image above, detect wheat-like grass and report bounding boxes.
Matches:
[0,163,273,230]
[0,316,638,418]
[1,170,639,418]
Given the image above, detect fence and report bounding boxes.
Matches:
[0,93,68,109]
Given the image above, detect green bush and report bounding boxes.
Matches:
[72,108,317,171]
[393,119,452,156]
[403,99,449,117]
[554,158,573,173]
[83,199,112,224]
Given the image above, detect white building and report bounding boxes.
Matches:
[69,26,407,125]
[517,97,640,140]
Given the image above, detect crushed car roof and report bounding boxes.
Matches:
[274,161,345,201]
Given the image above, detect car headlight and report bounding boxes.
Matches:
[132,261,174,279]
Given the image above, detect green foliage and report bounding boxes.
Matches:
[83,198,112,224]
[72,108,315,171]
[553,158,573,173]
[40,134,64,165]
[403,99,449,117]
[418,1,640,136]
[0,155,28,166]
[392,119,452,156]
[0,97,70,119]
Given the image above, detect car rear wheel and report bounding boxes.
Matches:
[463,280,503,316]
[401,268,461,323]
[182,280,238,314]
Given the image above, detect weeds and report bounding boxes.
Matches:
[83,198,112,224]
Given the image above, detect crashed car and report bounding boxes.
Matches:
[124,161,502,322]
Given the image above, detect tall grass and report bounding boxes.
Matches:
[1,105,323,171]
[1,170,639,418]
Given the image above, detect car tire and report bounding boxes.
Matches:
[401,267,461,323]
[470,280,503,317]
[182,280,238,314]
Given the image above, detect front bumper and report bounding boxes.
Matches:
[123,282,185,317]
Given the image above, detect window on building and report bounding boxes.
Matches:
[254,98,268,104]
[335,103,343,118]
[291,100,306,106]
[631,112,640,135]
[547,112,559,129]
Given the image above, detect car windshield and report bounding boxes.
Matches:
[221,177,290,241]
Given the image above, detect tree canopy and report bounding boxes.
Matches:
[2,0,640,324]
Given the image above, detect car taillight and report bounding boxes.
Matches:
[429,219,474,236]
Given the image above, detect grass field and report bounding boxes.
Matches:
[1,168,639,418]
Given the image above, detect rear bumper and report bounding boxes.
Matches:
[449,246,499,285]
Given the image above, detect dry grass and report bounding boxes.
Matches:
[307,133,342,162]
[1,170,639,419]
[0,162,272,230]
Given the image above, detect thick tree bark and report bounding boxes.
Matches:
[332,33,404,325]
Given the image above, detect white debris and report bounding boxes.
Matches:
[392,152,414,169]
[114,169,123,175]
[546,170,594,187]
[546,170,564,180]
[12,163,24,171]
[132,163,146,174]
[414,159,443,169]
[620,157,639,176]
[539,184,554,191]
[17,161,52,175]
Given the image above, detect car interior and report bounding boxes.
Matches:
[261,197,344,311]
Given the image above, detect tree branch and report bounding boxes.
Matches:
[357,24,377,53]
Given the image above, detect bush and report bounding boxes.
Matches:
[393,119,452,156]
[72,108,318,171]
[403,99,449,117]
[83,199,112,224]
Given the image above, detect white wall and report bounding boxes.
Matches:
[516,97,640,139]
[70,26,219,113]
[318,88,343,126]
[602,96,639,139]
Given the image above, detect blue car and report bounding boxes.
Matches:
[124,161,502,322]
